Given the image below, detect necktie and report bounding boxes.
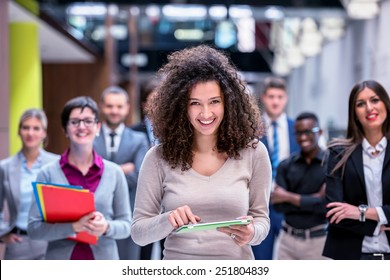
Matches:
[271,121,279,179]
[109,131,117,160]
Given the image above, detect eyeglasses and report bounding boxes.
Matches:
[295,127,320,137]
[68,118,97,128]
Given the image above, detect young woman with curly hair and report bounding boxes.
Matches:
[131,45,271,259]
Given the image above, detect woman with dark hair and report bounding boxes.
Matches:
[324,80,390,260]
[0,109,58,259]
[28,96,131,259]
[131,45,271,260]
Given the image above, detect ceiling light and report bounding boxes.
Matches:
[264,6,284,21]
[320,17,345,41]
[67,4,107,17]
[162,5,207,21]
[174,29,204,41]
[229,6,253,19]
[209,6,228,19]
[342,0,380,19]
[121,53,148,67]
[146,5,160,18]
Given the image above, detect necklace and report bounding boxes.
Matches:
[371,150,380,156]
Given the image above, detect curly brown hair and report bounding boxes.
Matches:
[147,45,265,171]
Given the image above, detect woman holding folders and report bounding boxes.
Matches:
[28,96,131,260]
[0,109,58,259]
[131,45,272,260]
[324,80,390,260]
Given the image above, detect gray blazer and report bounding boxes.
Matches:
[27,159,132,260]
[94,126,149,212]
[0,149,59,237]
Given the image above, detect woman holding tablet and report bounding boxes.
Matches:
[131,45,272,259]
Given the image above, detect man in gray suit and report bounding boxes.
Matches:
[94,86,149,260]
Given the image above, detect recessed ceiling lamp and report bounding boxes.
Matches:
[67,3,107,17]
[162,5,207,21]
[209,5,228,19]
[341,0,380,20]
[175,29,204,41]
[264,6,284,21]
[229,5,253,19]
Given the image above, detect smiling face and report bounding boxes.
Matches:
[18,117,47,150]
[355,87,387,135]
[294,118,321,154]
[100,93,129,128]
[187,81,224,140]
[66,107,100,147]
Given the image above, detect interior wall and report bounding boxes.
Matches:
[42,61,108,154]
[0,0,9,160]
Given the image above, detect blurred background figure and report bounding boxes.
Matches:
[94,86,148,260]
[324,80,390,260]
[272,112,328,259]
[252,76,299,260]
[0,109,58,259]
[28,96,131,259]
[132,77,161,147]
[132,77,164,259]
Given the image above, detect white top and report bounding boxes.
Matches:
[102,122,125,154]
[361,137,390,253]
[131,142,272,260]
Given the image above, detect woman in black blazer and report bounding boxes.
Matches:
[323,80,390,260]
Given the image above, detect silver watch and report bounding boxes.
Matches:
[358,204,368,222]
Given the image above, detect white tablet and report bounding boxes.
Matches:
[175,219,251,234]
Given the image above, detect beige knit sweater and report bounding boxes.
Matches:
[131,142,271,260]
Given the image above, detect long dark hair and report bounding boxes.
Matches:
[329,80,390,175]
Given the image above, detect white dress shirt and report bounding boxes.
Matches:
[103,122,125,154]
[264,112,290,162]
[361,137,390,253]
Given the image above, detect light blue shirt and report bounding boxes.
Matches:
[16,152,42,230]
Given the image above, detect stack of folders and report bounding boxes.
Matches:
[31,182,98,245]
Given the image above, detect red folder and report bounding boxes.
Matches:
[39,185,98,245]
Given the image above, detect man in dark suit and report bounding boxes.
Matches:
[94,86,149,260]
[252,76,300,260]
